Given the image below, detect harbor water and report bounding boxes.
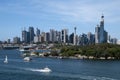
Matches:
[0,50,120,80]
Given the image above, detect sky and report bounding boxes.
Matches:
[0,0,120,41]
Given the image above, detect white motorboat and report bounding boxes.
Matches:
[4,55,8,63]
[31,67,52,73]
[23,57,32,62]
[39,67,52,72]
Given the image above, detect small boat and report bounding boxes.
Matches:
[39,67,52,72]
[31,67,52,73]
[23,57,32,62]
[4,55,8,63]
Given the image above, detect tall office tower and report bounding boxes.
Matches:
[34,36,39,43]
[95,15,108,44]
[61,29,68,43]
[87,32,95,44]
[95,25,99,43]
[50,29,55,42]
[74,27,77,45]
[41,32,46,42]
[56,31,61,43]
[54,31,58,42]
[46,32,50,42]
[104,30,108,43]
[79,33,88,46]
[22,30,27,43]
[36,28,40,36]
[29,27,35,43]
[50,29,57,42]
[99,14,104,43]
[69,33,74,44]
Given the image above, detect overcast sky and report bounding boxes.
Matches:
[0,0,120,41]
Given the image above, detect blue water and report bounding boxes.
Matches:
[0,50,120,80]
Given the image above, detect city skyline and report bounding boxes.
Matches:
[0,0,120,41]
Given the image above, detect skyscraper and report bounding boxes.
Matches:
[50,29,55,42]
[74,27,77,45]
[29,27,35,43]
[36,28,40,36]
[79,33,88,46]
[61,29,68,43]
[22,30,27,43]
[87,32,95,44]
[46,32,50,42]
[69,33,74,44]
[95,15,108,43]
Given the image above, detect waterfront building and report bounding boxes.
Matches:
[13,37,20,44]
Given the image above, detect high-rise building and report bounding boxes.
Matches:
[22,30,27,43]
[95,15,108,43]
[69,33,74,44]
[36,28,40,36]
[34,36,39,43]
[56,31,61,43]
[50,29,55,42]
[41,32,46,42]
[61,29,68,43]
[74,27,77,45]
[87,32,95,44]
[49,29,58,42]
[79,33,88,46]
[46,32,50,42]
[29,27,35,43]
[13,37,20,44]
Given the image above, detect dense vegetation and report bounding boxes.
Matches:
[60,44,120,59]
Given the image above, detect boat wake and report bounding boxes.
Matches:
[0,64,118,80]
[24,68,117,80]
[24,67,52,73]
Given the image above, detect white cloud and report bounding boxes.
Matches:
[0,0,120,23]
[44,0,120,23]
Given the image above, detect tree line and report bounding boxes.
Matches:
[60,43,120,59]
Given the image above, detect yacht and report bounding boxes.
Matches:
[4,55,8,63]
